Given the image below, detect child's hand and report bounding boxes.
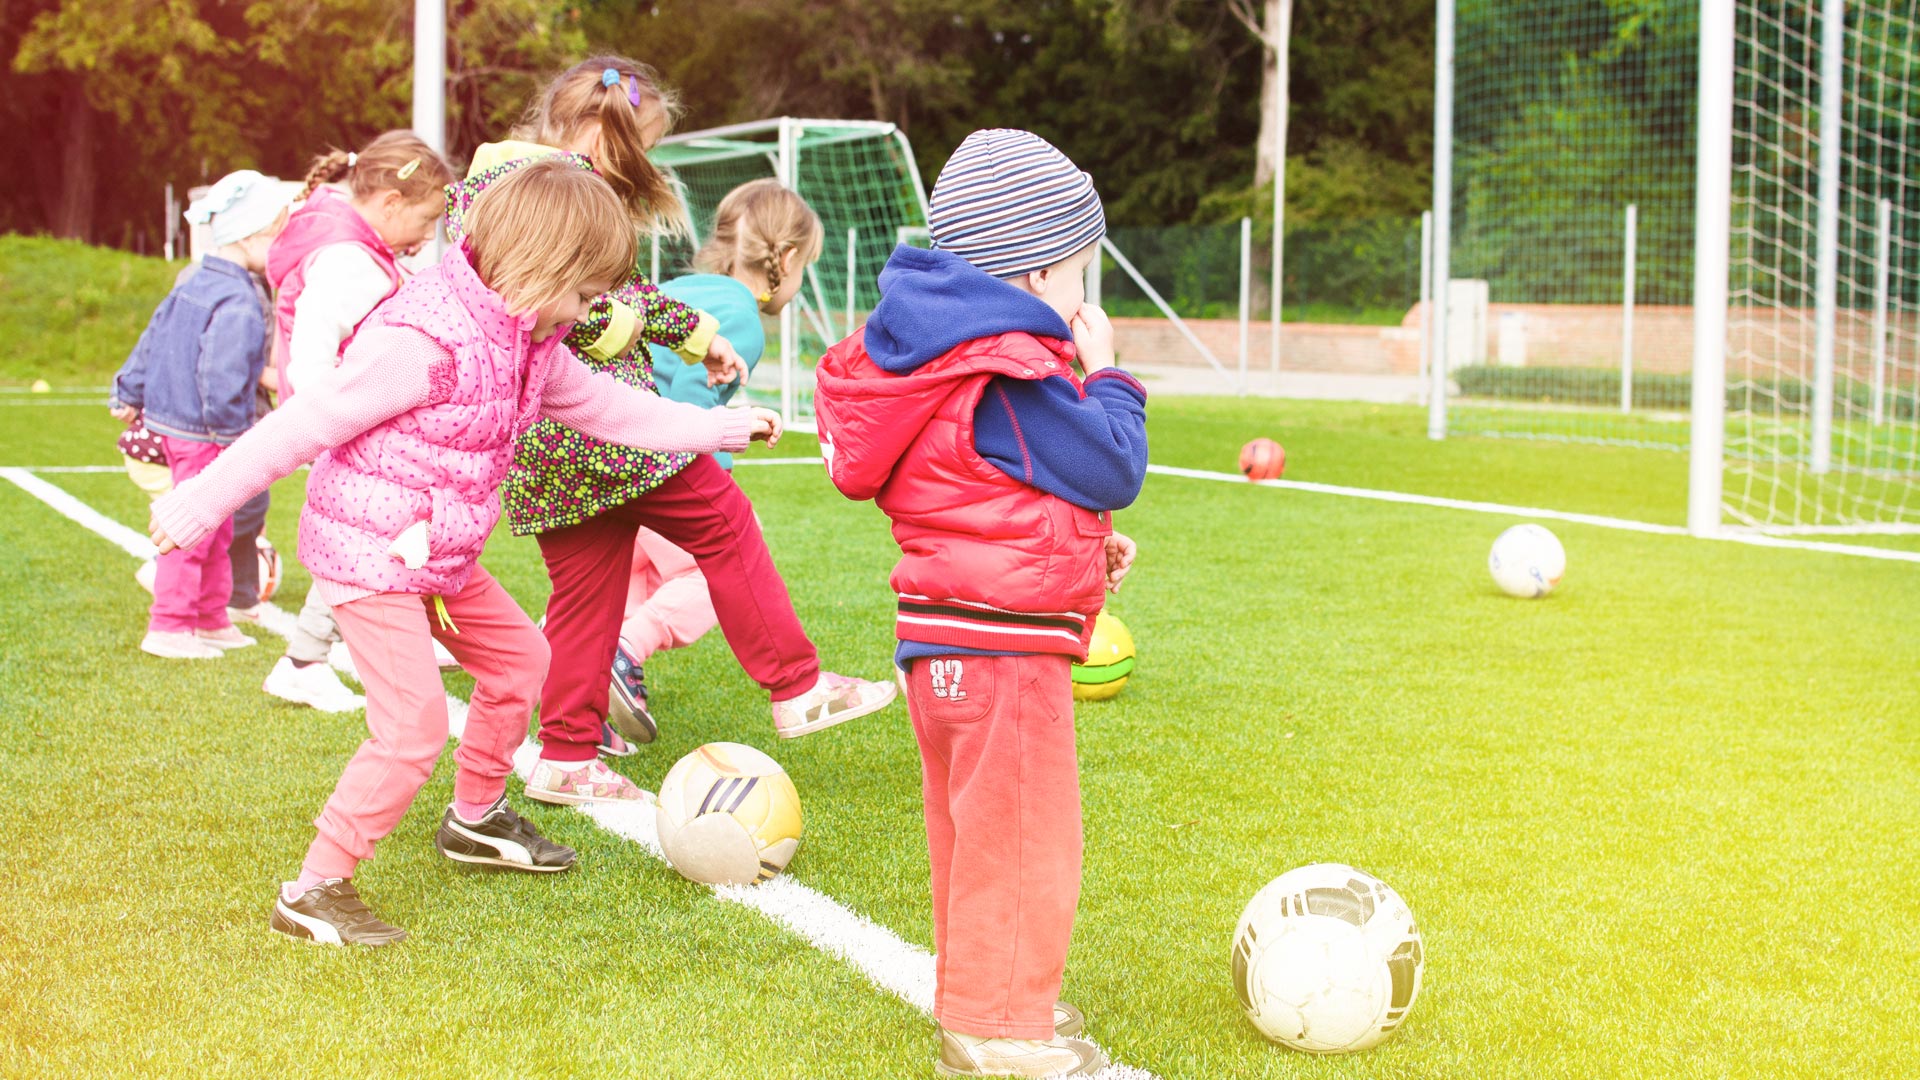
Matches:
[1103,531,1137,593]
[110,404,137,423]
[747,406,783,447]
[1070,303,1116,374]
[149,512,179,556]
[704,335,748,388]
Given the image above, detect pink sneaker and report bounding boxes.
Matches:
[771,672,897,739]
[524,757,652,806]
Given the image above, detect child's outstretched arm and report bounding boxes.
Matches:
[150,326,452,554]
[537,353,778,453]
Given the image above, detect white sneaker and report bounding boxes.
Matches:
[524,757,653,806]
[771,671,897,739]
[197,625,256,650]
[227,604,265,624]
[263,655,366,713]
[935,1029,1107,1078]
[141,630,224,660]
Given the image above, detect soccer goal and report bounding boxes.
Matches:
[650,118,930,427]
[1429,0,1919,537]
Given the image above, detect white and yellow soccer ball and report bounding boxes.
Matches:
[656,742,802,886]
[1488,523,1566,598]
[1231,863,1424,1054]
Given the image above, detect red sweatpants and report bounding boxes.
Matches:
[907,653,1084,1040]
[535,455,820,762]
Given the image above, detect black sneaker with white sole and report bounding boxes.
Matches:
[270,879,407,947]
[434,798,576,872]
[608,646,657,744]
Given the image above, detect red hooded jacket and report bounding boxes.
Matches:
[815,328,1112,660]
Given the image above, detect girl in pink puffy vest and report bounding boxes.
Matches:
[150,161,782,947]
[257,132,456,716]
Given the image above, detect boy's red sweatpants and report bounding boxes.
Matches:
[534,455,820,761]
[906,652,1084,1040]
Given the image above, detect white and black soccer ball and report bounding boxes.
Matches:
[1488,523,1566,598]
[1231,863,1424,1054]
[656,742,803,887]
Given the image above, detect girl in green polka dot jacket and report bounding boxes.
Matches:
[448,57,897,807]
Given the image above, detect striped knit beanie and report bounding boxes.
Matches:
[927,129,1105,279]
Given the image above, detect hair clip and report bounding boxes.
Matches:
[347,151,358,168]
[397,157,421,181]
[756,292,772,304]
[601,67,621,88]
[627,75,641,107]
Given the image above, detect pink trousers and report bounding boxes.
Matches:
[907,653,1084,1040]
[149,437,232,633]
[619,527,719,660]
[301,565,547,881]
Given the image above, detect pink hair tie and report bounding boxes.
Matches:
[627,75,641,107]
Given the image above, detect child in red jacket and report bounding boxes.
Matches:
[814,129,1145,1079]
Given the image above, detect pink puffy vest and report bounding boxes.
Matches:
[815,329,1111,659]
[296,242,564,596]
[265,188,401,398]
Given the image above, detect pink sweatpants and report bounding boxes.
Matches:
[149,437,233,634]
[907,653,1084,1040]
[619,527,719,660]
[301,565,547,881]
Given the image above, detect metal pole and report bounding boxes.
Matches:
[846,227,858,338]
[1810,0,1844,474]
[1622,203,1639,413]
[164,183,175,262]
[1688,0,1735,537]
[1872,197,1892,425]
[1085,244,1102,307]
[777,119,799,426]
[410,0,445,156]
[1427,0,1454,440]
[1419,210,1433,401]
[1239,217,1252,395]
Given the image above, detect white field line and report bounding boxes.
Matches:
[0,398,109,407]
[692,455,1920,563]
[0,466,1156,1080]
[0,386,108,394]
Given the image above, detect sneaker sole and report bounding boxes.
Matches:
[199,638,258,651]
[261,678,364,713]
[523,784,654,808]
[142,642,224,660]
[932,1054,1106,1079]
[776,683,898,740]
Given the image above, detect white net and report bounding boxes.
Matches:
[1726,1,1920,533]
[1445,1,1699,451]
[653,120,929,419]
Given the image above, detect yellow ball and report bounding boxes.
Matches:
[656,742,803,886]
[29,379,50,393]
[1071,610,1136,702]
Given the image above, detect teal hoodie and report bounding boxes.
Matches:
[648,274,767,470]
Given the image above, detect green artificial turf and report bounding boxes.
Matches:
[0,236,184,389]
[2,397,1916,1079]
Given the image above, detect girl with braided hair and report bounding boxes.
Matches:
[457,62,894,807]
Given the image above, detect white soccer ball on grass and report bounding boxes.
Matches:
[1488,523,1566,598]
[1231,863,1424,1054]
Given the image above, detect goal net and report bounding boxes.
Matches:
[1444,0,1699,449]
[1724,1,1920,534]
[652,119,931,424]
[1441,0,1920,535]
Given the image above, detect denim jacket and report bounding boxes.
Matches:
[111,256,267,445]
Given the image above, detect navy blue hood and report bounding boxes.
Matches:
[863,246,1071,373]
